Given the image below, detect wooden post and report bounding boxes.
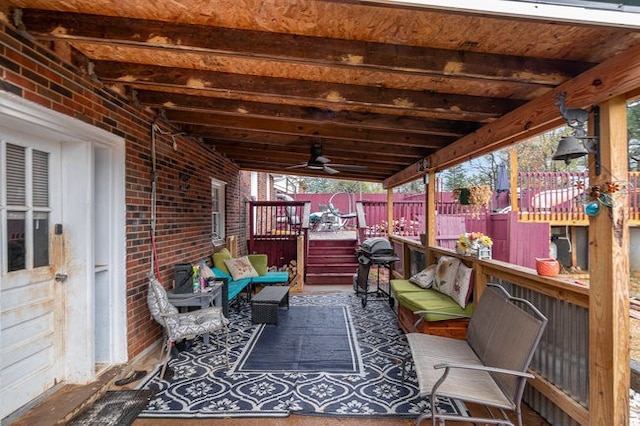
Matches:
[509,150,519,212]
[426,170,437,265]
[589,96,629,425]
[226,235,238,257]
[387,188,393,236]
[291,235,305,293]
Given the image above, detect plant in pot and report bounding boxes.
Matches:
[453,185,492,218]
[456,232,493,259]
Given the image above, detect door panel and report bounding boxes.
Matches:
[1,136,62,420]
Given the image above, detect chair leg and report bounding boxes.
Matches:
[223,325,230,368]
[159,338,173,380]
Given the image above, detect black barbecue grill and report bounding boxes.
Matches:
[355,237,399,308]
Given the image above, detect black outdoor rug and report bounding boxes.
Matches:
[67,390,155,425]
[232,305,362,374]
[138,292,468,419]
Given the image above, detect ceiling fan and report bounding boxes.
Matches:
[286,143,367,175]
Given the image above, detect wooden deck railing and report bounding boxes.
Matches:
[358,171,639,232]
[389,235,590,426]
[516,171,640,225]
[248,200,310,268]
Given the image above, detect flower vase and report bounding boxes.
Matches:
[476,246,492,260]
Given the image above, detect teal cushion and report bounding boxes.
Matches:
[212,267,231,280]
[252,271,289,284]
[212,267,252,301]
[397,289,473,322]
[227,278,251,300]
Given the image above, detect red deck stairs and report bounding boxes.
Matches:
[305,238,359,285]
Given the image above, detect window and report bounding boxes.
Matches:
[211,179,225,241]
[4,143,50,271]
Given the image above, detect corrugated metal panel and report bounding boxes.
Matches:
[498,281,589,425]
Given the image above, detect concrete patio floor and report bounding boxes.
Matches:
[10,284,549,426]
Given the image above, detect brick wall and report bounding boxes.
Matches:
[0,23,251,359]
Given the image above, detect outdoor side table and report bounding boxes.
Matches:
[250,286,290,325]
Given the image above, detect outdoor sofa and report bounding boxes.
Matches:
[211,249,289,310]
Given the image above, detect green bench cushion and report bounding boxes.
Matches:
[396,288,474,322]
[390,279,424,295]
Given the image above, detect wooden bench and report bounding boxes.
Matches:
[391,279,473,339]
[404,284,547,426]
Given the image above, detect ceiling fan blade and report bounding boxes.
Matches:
[315,155,330,164]
[323,166,340,175]
[285,163,307,169]
[328,163,368,171]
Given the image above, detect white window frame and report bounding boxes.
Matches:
[2,142,52,273]
[211,178,226,241]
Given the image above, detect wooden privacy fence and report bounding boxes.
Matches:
[359,200,424,238]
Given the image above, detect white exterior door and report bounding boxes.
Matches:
[0,93,127,421]
[1,132,64,419]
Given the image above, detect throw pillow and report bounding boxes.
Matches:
[432,255,461,297]
[247,254,268,276]
[451,263,474,308]
[224,256,259,280]
[409,264,437,289]
[212,248,232,275]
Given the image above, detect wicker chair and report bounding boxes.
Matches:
[147,276,229,379]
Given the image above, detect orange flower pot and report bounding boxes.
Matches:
[536,258,560,277]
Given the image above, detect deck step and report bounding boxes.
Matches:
[306,237,359,286]
[305,272,355,285]
[306,263,358,274]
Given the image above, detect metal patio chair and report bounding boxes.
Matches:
[406,284,548,426]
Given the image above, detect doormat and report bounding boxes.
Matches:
[67,390,155,426]
[232,305,362,374]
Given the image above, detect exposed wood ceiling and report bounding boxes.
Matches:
[6,0,640,185]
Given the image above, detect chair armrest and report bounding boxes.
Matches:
[433,362,534,379]
[411,310,472,331]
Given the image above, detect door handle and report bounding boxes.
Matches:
[55,272,68,282]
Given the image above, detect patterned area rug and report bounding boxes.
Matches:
[138,292,468,419]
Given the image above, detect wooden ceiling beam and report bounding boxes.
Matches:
[192,130,430,160]
[21,9,592,86]
[166,110,452,148]
[91,61,524,120]
[134,90,481,137]
[116,82,499,122]
[204,141,414,167]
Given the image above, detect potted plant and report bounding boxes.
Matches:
[453,185,492,218]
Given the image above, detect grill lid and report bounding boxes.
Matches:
[358,237,393,254]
